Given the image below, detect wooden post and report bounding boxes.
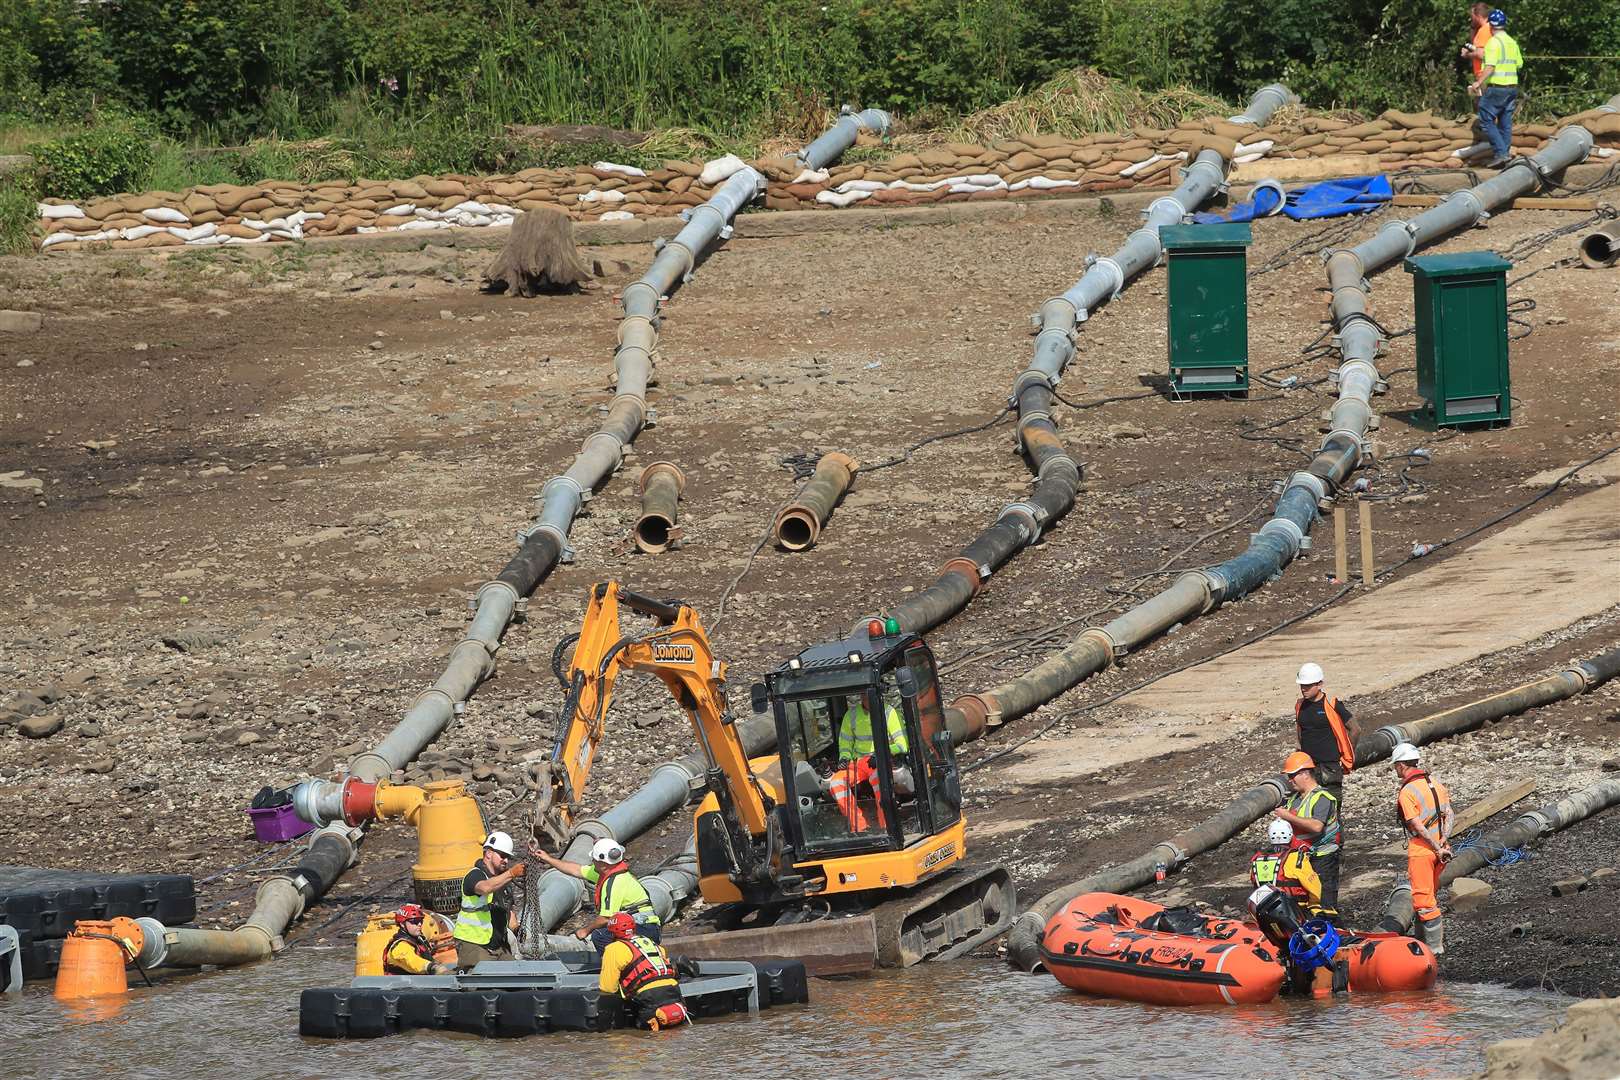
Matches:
[1333,506,1349,583]
[1358,498,1375,586]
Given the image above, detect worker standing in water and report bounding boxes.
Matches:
[1249,819,1336,920]
[452,830,526,969]
[1470,8,1524,168]
[385,904,456,975]
[1293,662,1356,809]
[1393,742,1454,954]
[598,913,690,1031]
[530,837,662,950]
[1274,752,1344,913]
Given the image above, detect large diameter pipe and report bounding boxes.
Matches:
[1384,778,1620,930]
[634,462,686,554]
[1003,647,1620,970]
[775,452,859,552]
[889,84,1295,638]
[798,107,893,171]
[1579,220,1620,268]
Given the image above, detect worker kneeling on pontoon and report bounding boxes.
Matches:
[599,913,690,1031]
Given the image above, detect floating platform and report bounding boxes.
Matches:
[300,956,809,1039]
[0,866,195,983]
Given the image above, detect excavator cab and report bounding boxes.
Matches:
[752,618,965,892]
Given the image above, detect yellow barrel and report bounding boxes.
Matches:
[354,912,397,977]
[54,921,129,999]
[411,780,487,913]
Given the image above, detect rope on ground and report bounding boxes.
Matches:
[1453,829,1531,867]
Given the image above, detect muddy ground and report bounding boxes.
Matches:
[1,193,1617,992]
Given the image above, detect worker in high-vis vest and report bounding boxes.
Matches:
[1469,8,1524,168]
[1393,742,1454,954]
[598,913,690,1031]
[1293,662,1356,806]
[1273,751,1344,912]
[1248,818,1335,920]
[838,694,909,764]
[530,837,661,951]
[452,830,526,970]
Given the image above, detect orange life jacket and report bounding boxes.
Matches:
[1294,695,1355,772]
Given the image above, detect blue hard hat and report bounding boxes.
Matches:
[1488,8,1507,26]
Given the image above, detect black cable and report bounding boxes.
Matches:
[1050,388,1160,410]
[858,405,1014,473]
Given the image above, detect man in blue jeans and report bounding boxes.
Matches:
[1470,9,1524,168]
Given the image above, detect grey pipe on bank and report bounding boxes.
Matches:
[948,93,1620,749]
[1383,777,1620,930]
[886,84,1297,638]
[1002,646,1620,971]
[775,452,860,551]
[1579,220,1620,268]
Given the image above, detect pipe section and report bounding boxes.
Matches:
[775,452,859,552]
[633,462,686,554]
[950,94,1619,745]
[1383,778,1620,930]
[1579,220,1620,268]
[798,107,893,171]
[888,84,1296,639]
[1003,647,1620,970]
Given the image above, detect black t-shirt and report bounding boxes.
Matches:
[1297,696,1352,772]
[462,866,508,932]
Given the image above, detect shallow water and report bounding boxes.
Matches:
[2,949,1570,1080]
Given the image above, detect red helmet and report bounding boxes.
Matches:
[394,903,427,929]
[607,913,637,940]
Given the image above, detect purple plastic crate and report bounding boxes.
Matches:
[248,804,313,844]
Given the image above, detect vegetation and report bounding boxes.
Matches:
[1,0,1615,251]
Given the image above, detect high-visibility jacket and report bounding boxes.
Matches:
[581,862,660,925]
[453,869,494,945]
[1294,695,1355,773]
[839,701,908,762]
[1249,848,1325,911]
[1286,786,1342,855]
[1483,32,1523,86]
[384,930,434,975]
[1398,770,1453,853]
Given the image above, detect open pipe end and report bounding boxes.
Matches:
[774,508,820,552]
[634,512,676,554]
[1580,228,1619,269]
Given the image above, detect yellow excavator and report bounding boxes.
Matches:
[534,581,1014,968]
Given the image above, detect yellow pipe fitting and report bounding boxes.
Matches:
[412,780,488,912]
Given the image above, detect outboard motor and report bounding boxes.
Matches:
[1248,886,1347,996]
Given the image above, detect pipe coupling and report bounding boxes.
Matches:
[520,520,570,549]
[1080,626,1124,665]
[650,758,706,800]
[1037,295,1080,330]
[1013,367,1054,399]
[1321,427,1370,459]
[348,751,395,785]
[567,816,615,847]
[1444,188,1489,226]
[638,460,686,496]
[582,429,626,466]
[1517,809,1555,834]
[1257,517,1306,560]
[474,579,520,612]
[1195,567,1231,611]
[1323,247,1365,284]
[1089,256,1127,301]
[853,107,894,136]
[1257,775,1290,801]
[1372,724,1409,757]
[1031,325,1075,366]
[1017,410,1053,438]
[541,473,587,506]
[1287,471,1330,504]
[1037,452,1080,485]
[132,916,169,968]
[1182,156,1227,190]
[619,280,663,316]
[1169,569,1218,614]
[951,693,1000,734]
[1153,841,1189,871]
[1568,661,1600,690]
[940,557,984,595]
[616,313,658,346]
[1376,219,1420,259]
[997,501,1043,541]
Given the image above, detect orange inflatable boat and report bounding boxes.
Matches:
[1040,893,1285,1005]
[1338,931,1438,992]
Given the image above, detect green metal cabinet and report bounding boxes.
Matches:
[1402,251,1513,428]
[1161,222,1252,395]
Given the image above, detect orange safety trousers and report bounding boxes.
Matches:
[827,756,887,833]
[1408,843,1442,923]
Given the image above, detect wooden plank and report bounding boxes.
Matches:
[1374,778,1537,854]
[1358,499,1375,587]
[1334,506,1349,583]
[1391,193,1598,210]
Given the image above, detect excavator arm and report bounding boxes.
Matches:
[535,582,772,850]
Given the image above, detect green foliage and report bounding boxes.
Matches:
[28,122,155,200]
[0,173,42,256]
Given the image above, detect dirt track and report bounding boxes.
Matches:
[1,195,1617,989]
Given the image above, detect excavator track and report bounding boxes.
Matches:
[871,862,1016,967]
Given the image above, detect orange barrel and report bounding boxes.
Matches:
[354,913,397,977]
[54,920,131,999]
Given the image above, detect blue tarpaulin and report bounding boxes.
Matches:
[1282,174,1393,219]
[1193,174,1393,224]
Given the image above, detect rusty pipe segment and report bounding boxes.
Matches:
[1579,220,1620,268]
[775,452,859,552]
[633,462,687,554]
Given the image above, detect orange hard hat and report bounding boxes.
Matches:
[1283,751,1315,775]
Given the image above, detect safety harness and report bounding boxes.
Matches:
[383,930,433,974]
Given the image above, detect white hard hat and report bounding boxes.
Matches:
[590,838,626,864]
[1296,662,1325,685]
[1391,742,1422,764]
[1267,819,1294,846]
[483,830,515,857]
